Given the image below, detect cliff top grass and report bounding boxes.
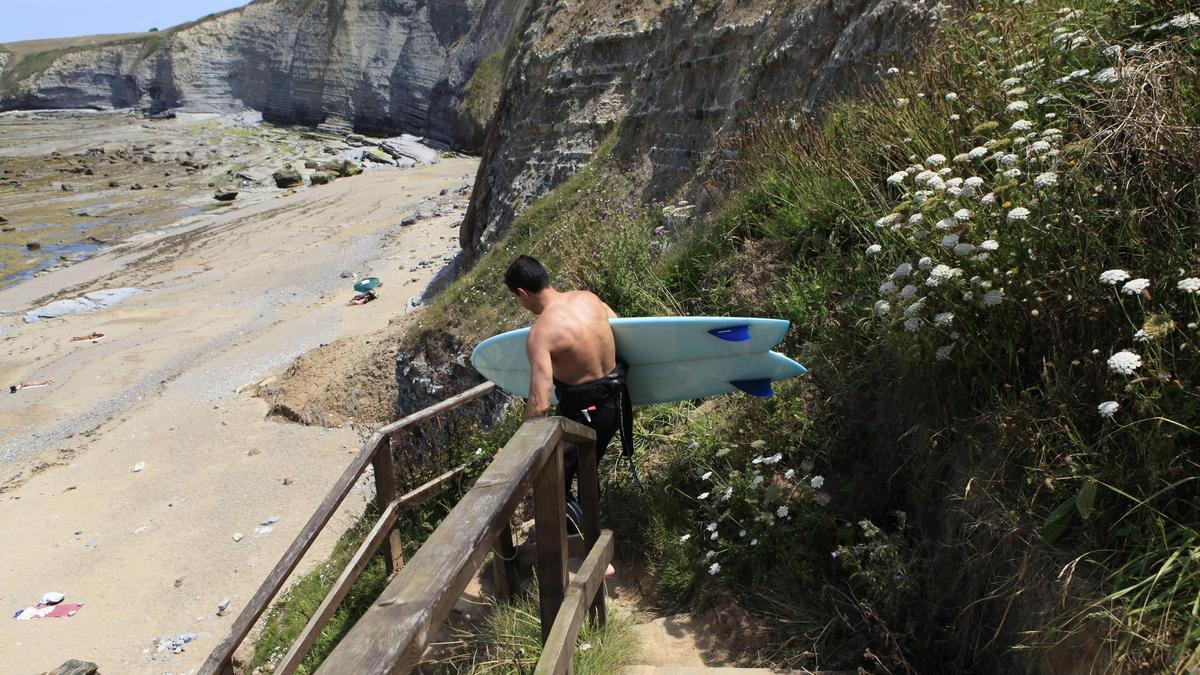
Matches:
[410,0,1200,670]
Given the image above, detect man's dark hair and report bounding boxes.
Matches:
[504,255,550,293]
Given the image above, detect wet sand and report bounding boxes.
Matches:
[0,144,477,672]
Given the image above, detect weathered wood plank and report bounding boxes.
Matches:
[316,418,565,674]
[277,500,401,675]
[535,531,615,675]
[373,446,400,575]
[573,432,603,624]
[534,441,569,643]
[199,383,493,675]
[275,466,464,675]
[491,522,518,602]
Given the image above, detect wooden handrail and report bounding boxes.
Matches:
[200,381,497,675]
[316,417,597,674]
[536,530,615,675]
[276,467,465,675]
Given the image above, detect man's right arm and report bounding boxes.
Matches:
[525,330,554,421]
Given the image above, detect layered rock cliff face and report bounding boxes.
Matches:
[460,0,940,257]
[0,0,523,149]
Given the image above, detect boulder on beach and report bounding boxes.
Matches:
[25,241,41,250]
[0,214,7,223]
[213,190,239,202]
[304,159,319,169]
[340,160,363,177]
[310,171,332,185]
[273,168,303,188]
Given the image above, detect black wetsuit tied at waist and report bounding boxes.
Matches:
[554,360,634,498]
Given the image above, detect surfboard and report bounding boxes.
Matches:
[470,317,807,406]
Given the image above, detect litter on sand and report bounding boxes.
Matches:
[41,592,65,605]
[9,380,52,393]
[13,603,83,620]
[259,515,280,526]
[130,462,145,473]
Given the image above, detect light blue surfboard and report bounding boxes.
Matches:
[470,317,807,406]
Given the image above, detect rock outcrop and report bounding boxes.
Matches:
[460,0,940,258]
[0,0,524,149]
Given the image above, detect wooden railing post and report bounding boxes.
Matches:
[371,442,404,575]
[533,440,569,643]
[573,436,605,626]
[491,522,518,602]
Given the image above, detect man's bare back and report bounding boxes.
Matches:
[531,290,617,384]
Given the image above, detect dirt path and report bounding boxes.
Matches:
[0,159,477,673]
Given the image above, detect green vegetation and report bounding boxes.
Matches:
[448,585,640,674]
[413,0,1200,671]
[462,49,506,130]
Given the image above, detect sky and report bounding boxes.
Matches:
[0,0,250,44]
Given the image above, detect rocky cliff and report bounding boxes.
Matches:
[460,0,941,257]
[0,0,523,149]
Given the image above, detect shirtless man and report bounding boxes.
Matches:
[504,255,633,531]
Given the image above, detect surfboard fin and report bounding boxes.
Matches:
[731,378,773,397]
[708,325,751,342]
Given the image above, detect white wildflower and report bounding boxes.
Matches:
[1099,269,1130,285]
[934,312,954,326]
[904,317,922,332]
[979,239,999,251]
[811,475,825,489]
[1107,350,1142,375]
[750,474,764,489]
[875,213,901,228]
[914,170,937,186]
[680,534,691,542]
[706,522,718,532]
[954,208,974,221]
[964,176,984,190]
[1034,171,1058,188]
[980,192,997,207]
[709,562,721,575]
[968,146,988,159]
[880,280,898,295]
[926,153,948,167]
[1177,278,1200,294]
[776,505,789,518]
[1169,12,1200,28]
[896,97,910,106]
[945,92,959,101]
[1003,168,1023,179]
[701,471,712,481]
[698,492,710,500]
[1134,329,1153,342]
[936,218,955,230]
[866,244,882,256]
[1000,77,1021,88]
[1097,401,1119,418]
[1026,140,1052,156]
[908,213,924,226]
[954,243,976,256]
[893,262,913,279]
[705,550,716,559]
[927,264,960,287]
[983,289,1004,306]
[721,487,732,501]
[900,284,918,299]
[874,300,892,316]
[936,344,954,361]
[999,153,1020,166]
[1092,68,1119,85]
[1011,119,1034,131]
[887,171,908,186]
[1007,101,1030,112]
[750,538,759,545]
[941,233,960,248]
[950,114,961,121]
[784,469,795,479]
[928,175,947,191]
[763,453,782,465]
[1007,207,1031,222]
[918,256,934,271]
[886,66,900,75]
[1122,278,1150,295]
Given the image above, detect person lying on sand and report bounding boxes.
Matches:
[347,291,377,306]
[10,380,52,393]
[70,332,105,342]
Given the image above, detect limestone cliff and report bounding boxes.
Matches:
[460,0,941,257]
[0,0,523,149]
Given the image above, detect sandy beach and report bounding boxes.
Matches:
[0,137,477,672]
